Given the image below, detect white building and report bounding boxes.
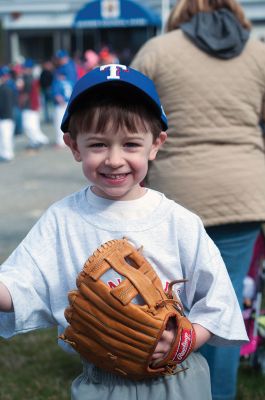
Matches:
[0,0,264,64]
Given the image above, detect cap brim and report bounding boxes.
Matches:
[61,81,167,132]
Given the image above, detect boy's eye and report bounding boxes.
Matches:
[89,143,106,148]
[125,142,141,148]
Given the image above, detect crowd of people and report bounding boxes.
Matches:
[0,46,119,162]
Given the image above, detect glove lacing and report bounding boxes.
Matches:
[163,361,188,375]
[156,279,188,314]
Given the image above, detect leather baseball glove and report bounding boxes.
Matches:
[60,238,196,380]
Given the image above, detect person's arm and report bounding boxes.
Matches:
[0,282,13,312]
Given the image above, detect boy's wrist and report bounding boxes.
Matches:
[192,323,212,350]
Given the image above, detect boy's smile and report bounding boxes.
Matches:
[99,173,131,183]
[64,128,166,201]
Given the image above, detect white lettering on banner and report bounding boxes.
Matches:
[100,64,128,80]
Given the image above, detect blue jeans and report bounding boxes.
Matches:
[200,222,261,400]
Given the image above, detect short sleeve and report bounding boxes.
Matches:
[0,205,71,339]
[182,218,248,346]
[0,242,57,338]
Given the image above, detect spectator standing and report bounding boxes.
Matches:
[83,49,99,72]
[54,50,78,86]
[39,60,54,123]
[73,51,87,79]
[131,1,265,399]
[0,66,16,162]
[98,46,119,65]
[10,63,24,136]
[19,59,49,149]
[51,66,73,147]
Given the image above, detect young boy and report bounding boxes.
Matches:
[0,64,247,400]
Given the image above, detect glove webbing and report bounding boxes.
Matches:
[82,239,164,311]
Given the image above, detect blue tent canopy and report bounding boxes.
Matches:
[74,0,161,28]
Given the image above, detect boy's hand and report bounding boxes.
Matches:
[151,318,176,365]
[151,320,212,365]
[0,282,13,312]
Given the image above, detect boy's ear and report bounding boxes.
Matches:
[63,133,82,162]
[149,131,167,161]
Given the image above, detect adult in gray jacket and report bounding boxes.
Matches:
[131,1,265,399]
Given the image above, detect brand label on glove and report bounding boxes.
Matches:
[172,329,193,363]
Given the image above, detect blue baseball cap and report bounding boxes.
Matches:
[0,66,10,77]
[60,64,168,133]
[56,49,69,59]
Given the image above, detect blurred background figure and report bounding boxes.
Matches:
[131,1,265,399]
[39,60,54,123]
[51,66,73,148]
[98,46,119,65]
[83,49,99,72]
[72,50,87,79]
[10,63,23,137]
[0,66,16,162]
[19,59,49,149]
[54,49,78,86]
[118,47,133,65]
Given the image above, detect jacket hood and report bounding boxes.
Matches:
[180,9,250,59]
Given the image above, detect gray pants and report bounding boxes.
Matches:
[71,353,212,400]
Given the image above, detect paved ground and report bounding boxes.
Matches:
[0,123,87,263]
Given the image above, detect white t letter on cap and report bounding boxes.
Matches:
[100,64,127,80]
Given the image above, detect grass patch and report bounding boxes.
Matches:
[0,328,81,400]
[237,364,265,400]
[0,328,265,399]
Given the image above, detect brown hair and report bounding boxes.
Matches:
[166,0,251,32]
[68,90,163,141]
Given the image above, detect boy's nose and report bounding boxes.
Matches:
[105,147,124,167]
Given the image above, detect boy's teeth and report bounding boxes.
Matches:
[106,174,125,179]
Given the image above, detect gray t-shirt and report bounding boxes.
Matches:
[0,187,248,349]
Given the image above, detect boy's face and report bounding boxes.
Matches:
[64,126,166,201]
